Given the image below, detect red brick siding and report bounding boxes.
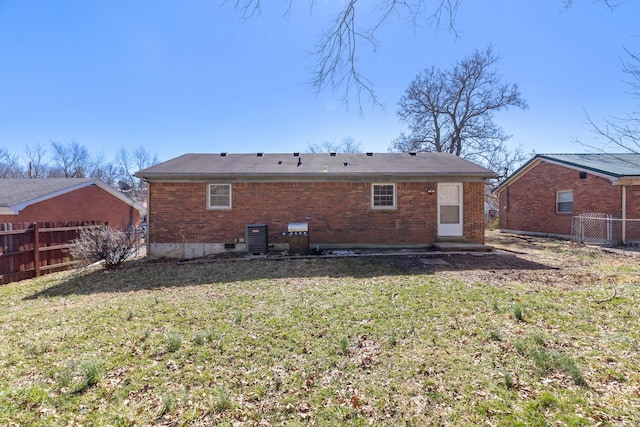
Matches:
[464,182,486,244]
[625,185,640,219]
[0,186,140,231]
[148,181,486,246]
[498,162,630,235]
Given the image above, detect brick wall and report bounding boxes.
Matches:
[498,162,629,235]
[625,185,640,219]
[0,185,140,231]
[148,180,486,247]
[464,182,486,244]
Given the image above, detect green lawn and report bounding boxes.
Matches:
[1,239,639,426]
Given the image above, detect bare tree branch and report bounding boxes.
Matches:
[563,0,625,9]
[25,143,50,178]
[595,287,617,304]
[578,47,640,153]
[227,1,460,110]
[226,1,622,110]
[0,148,25,178]
[307,136,363,153]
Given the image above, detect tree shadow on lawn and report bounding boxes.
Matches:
[24,252,556,299]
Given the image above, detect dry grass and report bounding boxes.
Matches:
[1,232,639,426]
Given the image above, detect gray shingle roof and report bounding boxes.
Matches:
[135,152,495,180]
[0,178,96,208]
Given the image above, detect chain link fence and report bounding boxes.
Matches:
[572,213,640,248]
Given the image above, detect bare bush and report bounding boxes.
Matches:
[71,225,138,270]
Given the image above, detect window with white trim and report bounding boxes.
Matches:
[372,183,396,209]
[556,190,573,213]
[207,184,232,209]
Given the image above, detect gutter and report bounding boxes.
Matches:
[138,173,495,183]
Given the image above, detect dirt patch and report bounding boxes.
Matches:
[387,231,640,291]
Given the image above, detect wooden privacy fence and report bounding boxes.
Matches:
[0,221,101,285]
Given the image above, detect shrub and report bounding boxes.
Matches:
[71,225,139,270]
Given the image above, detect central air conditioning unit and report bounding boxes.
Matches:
[245,224,268,254]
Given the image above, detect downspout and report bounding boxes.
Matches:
[622,185,627,243]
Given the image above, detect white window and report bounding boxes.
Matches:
[207,184,232,209]
[557,190,573,213]
[372,183,396,209]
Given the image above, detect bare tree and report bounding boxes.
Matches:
[581,48,639,153]
[115,146,159,201]
[390,46,527,177]
[0,148,26,178]
[50,141,105,178]
[24,143,50,178]
[101,162,121,186]
[307,136,363,153]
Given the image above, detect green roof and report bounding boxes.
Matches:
[537,153,640,177]
[493,153,640,195]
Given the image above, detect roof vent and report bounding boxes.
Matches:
[220,152,227,157]
[366,152,373,156]
[330,152,336,157]
[257,152,263,157]
[278,160,283,165]
[343,162,349,167]
[293,152,300,157]
[409,152,417,156]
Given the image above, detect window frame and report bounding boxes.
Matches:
[207,183,232,210]
[556,190,573,214]
[371,183,397,210]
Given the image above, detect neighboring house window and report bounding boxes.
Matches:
[557,190,573,213]
[372,183,396,209]
[208,184,231,209]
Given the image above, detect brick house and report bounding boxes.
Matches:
[135,152,495,258]
[493,153,640,238]
[0,178,144,230]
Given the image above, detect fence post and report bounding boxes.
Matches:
[608,217,613,246]
[579,216,584,244]
[33,222,40,278]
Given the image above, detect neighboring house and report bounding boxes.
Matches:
[0,178,144,230]
[135,152,495,258]
[493,153,640,237]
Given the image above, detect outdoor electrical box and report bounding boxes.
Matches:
[245,224,268,255]
[287,222,309,255]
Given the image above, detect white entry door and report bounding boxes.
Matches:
[437,183,463,237]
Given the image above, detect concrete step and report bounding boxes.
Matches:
[432,242,493,252]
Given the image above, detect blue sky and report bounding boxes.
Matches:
[0,1,638,164]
